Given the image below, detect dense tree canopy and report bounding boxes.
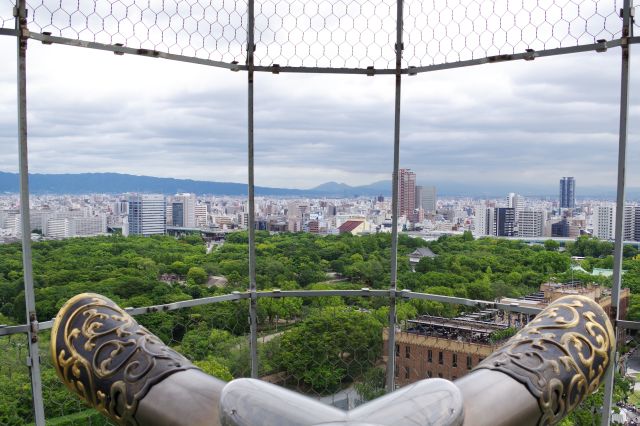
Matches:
[1,231,639,424]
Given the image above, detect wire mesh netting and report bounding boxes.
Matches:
[403,0,624,67]
[0,333,34,426]
[255,0,397,69]
[28,0,248,63]
[0,0,14,29]
[39,330,117,426]
[0,0,629,68]
[137,301,254,381]
[256,296,385,407]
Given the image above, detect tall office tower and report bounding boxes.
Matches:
[506,192,524,215]
[624,206,636,241]
[473,207,495,236]
[559,177,576,209]
[592,205,615,240]
[172,201,184,227]
[416,185,437,212]
[172,193,197,228]
[495,207,516,236]
[127,194,166,236]
[517,210,546,238]
[195,204,208,227]
[398,168,416,218]
[634,207,640,242]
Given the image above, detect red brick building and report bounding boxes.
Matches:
[383,317,503,387]
[384,282,629,388]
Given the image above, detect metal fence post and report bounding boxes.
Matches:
[247,0,259,379]
[15,0,46,423]
[386,0,403,392]
[601,1,633,424]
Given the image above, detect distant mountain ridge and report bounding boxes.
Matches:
[0,172,391,197]
[0,171,633,199]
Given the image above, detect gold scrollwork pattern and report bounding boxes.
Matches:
[475,295,615,425]
[51,293,198,425]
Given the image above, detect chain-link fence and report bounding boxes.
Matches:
[403,0,623,66]
[0,334,33,426]
[0,0,638,424]
[0,0,634,69]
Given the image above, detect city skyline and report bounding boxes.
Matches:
[2,169,639,199]
[0,37,639,192]
[5,189,640,245]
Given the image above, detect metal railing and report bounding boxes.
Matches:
[0,0,638,424]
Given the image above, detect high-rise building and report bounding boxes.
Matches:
[559,177,576,209]
[127,194,166,236]
[592,205,615,240]
[475,207,515,237]
[398,169,416,218]
[551,219,571,237]
[416,185,437,213]
[591,204,640,241]
[495,207,516,236]
[70,216,107,236]
[171,193,197,228]
[517,210,546,237]
[45,218,70,239]
[473,207,495,236]
[195,204,208,227]
[506,192,525,221]
[624,206,636,241]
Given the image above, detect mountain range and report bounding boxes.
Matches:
[0,172,391,197]
[0,171,634,199]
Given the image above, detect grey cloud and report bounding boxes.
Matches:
[0,33,638,192]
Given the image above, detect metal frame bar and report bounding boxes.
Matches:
[0,289,557,338]
[601,2,634,424]
[246,0,259,379]
[14,1,45,424]
[0,31,638,77]
[385,0,403,393]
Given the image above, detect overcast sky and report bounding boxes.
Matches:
[0,2,639,195]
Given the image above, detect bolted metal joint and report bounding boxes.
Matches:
[596,39,608,52]
[523,48,536,61]
[29,313,38,343]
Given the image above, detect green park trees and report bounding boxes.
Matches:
[277,307,383,393]
[0,230,639,424]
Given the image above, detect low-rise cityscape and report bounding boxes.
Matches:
[1,171,639,245]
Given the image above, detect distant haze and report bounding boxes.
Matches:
[0,171,636,199]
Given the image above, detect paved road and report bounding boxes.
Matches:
[627,350,640,392]
[622,349,640,425]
